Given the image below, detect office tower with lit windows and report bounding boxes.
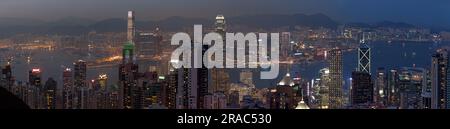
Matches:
[176,68,198,109]
[398,67,426,109]
[119,11,141,109]
[431,49,447,109]
[176,45,209,109]
[98,74,108,90]
[44,78,57,109]
[108,84,120,109]
[210,69,229,97]
[351,71,373,107]
[280,32,291,61]
[163,69,178,109]
[136,31,163,58]
[29,68,42,89]
[195,44,210,109]
[204,92,227,109]
[447,54,450,109]
[267,85,295,109]
[62,68,73,109]
[95,74,108,109]
[86,80,97,109]
[266,73,296,109]
[119,41,139,109]
[29,68,42,109]
[387,69,400,107]
[374,68,387,106]
[317,68,330,109]
[1,64,14,91]
[140,71,160,109]
[211,14,230,98]
[328,48,343,109]
[422,69,432,109]
[127,11,136,42]
[14,81,26,104]
[358,36,371,74]
[74,60,87,109]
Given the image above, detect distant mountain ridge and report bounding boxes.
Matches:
[345,21,416,29]
[88,13,340,32]
[0,14,426,38]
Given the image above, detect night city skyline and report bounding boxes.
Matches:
[1,0,450,112]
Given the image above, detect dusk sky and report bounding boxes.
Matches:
[0,0,449,27]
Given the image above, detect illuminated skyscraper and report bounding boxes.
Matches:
[387,69,400,107]
[74,60,87,109]
[119,11,141,109]
[204,92,227,109]
[210,69,229,95]
[211,14,230,97]
[119,41,139,109]
[398,67,426,109]
[328,48,343,109]
[357,35,371,74]
[29,68,42,89]
[196,45,210,109]
[44,78,57,109]
[127,11,136,42]
[136,31,163,58]
[95,74,108,109]
[139,71,160,109]
[1,64,14,91]
[265,73,297,109]
[163,69,178,109]
[176,44,209,109]
[108,84,120,109]
[267,85,295,109]
[98,74,107,90]
[280,32,291,61]
[431,49,447,109]
[351,71,373,107]
[215,14,226,36]
[176,68,198,109]
[317,68,330,109]
[374,68,387,105]
[62,68,73,109]
[422,69,432,109]
[29,68,42,109]
[447,53,450,109]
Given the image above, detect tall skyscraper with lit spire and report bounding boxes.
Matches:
[211,15,230,109]
[120,11,139,109]
[215,15,226,36]
[358,33,371,74]
[127,11,136,42]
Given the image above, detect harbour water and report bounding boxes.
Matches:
[292,41,450,89]
[2,41,450,89]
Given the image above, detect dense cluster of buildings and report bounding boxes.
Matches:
[2,11,450,109]
[303,37,450,109]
